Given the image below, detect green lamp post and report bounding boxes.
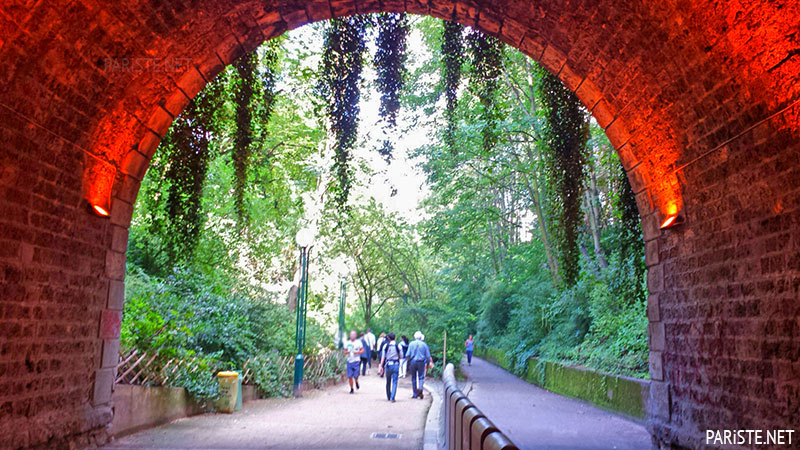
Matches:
[337,276,347,349]
[293,227,315,398]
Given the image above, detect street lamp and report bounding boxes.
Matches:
[337,273,348,349]
[293,226,315,397]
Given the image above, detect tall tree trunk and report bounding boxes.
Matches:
[584,190,608,268]
[520,147,560,284]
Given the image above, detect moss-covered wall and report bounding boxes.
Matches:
[475,347,649,420]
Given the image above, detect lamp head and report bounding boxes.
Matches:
[295,226,316,248]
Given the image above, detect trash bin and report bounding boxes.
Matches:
[216,371,239,413]
[235,374,243,412]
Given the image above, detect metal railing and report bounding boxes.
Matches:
[442,363,518,450]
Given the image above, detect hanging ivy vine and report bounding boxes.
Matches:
[374,12,409,162]
[538,68,589,286]
[233,52,257,223]
[161,74,227,263]
[441,20,463,154]
[319,16,370,207]
[232,43,280,224]
[614,163,645,283]
[466,29,503,155]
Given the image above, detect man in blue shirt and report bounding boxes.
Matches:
[405,331,432,399]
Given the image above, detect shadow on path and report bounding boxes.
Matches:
[463,357,652,450]
[103,371,430,449]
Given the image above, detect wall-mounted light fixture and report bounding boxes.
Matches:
[90,202,110,217]
[659,203,684,229]
[83,153,115,218]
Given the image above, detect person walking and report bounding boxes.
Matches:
[364,328,376,369]
[398,335,410,378]
[378,333,404,402]
[359,332,371,376]
[465,334,474,365]
[344,330,364,394]
[376,333,387,377]
[406,331,432,399]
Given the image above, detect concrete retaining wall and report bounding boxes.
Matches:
[476,348,650,421]
[110,384,259,438]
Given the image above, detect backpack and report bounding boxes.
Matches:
[384,341,401,362]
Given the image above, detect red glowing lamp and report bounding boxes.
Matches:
[660,215,678,229]
[92,204,110,217]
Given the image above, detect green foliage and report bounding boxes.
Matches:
[121,266,333,397]
[407,26,647,378]
[465,29,503,155]
[155,75,228,264]
[233,52,257,222]
[319,16,370,206]
[538,67,589,286]
[440,20,464,153]
[374,13,409,162]
[231,42,281,224]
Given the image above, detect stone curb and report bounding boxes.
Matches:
[422,381,443,450]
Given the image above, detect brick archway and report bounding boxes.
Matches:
[1,1,798,448]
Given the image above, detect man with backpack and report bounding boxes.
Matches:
[378,332,404,402]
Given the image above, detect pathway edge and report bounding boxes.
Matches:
[422,381,443,450]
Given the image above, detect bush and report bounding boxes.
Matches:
[121,265,335,398]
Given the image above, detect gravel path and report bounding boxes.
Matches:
[463,357,652,450]
[103,371,431,449]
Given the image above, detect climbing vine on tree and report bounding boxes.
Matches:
[374,13,409,162]
[465,29,503,154]
[319,16,370,207]
[440,20,463,154]
[538,67,589,286]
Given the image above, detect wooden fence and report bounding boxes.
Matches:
[116,348,345,391]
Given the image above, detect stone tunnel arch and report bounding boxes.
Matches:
[0,0,798,448]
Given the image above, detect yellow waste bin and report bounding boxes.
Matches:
[216,371,239,413]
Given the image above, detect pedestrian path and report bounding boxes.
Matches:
[463,357,652,450]
[102,371,431,449]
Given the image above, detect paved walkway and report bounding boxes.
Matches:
[103,370,431,449]
[463,357,652,450]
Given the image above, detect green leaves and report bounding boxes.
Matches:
[441,20,463,153]
[537,67,589,287]
[319,16,370,207]
[231,42,280,224]
[375,13,410,145]
[466,28,504,155]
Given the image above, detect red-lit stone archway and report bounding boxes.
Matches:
[0,1,798,448]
